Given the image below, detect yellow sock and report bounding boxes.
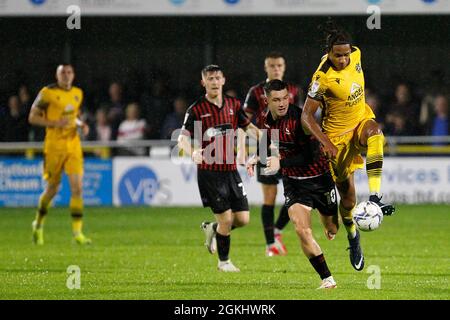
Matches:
[35,193,52,227]
[339,202,357,238]
[70,197,84,235]
[366,134,384,195]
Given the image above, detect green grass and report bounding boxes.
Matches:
[0,205,448,300]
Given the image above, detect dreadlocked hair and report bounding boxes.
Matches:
[318,18,352,53]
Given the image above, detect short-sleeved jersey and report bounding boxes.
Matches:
[263,105,329,178]
[307,47,374,137]
[244,81,300,129]
[181,95,250,171]
[35,84,84,153]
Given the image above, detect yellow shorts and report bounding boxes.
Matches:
[328,117,374,183]
[43,151,83,185]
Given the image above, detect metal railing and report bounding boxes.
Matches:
[0,136,449,158]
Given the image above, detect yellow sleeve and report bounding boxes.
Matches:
[34,87,51,110]
[307,71,328,101]
[352,46,362,64]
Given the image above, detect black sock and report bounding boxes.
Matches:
[275,205,290,230]
[309,254,332,280]
[261,205,275,245]
[212,222,235,233]
[216,232,231,261]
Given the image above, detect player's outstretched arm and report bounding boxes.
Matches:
[301,97,337,158]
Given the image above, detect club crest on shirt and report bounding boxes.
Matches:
[356,63,362,73]
[64,104,75,114]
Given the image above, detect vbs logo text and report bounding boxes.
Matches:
[119,166,160,205]
[224,0,240,5]
[30,0,46,5]
[170,0,186,5]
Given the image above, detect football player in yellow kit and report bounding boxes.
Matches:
[301,22,395,271]
[28,64,91,245]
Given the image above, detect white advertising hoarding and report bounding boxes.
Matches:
[113,157,450,206]
[0,0,448,16]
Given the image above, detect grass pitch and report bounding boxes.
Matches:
[0,205,448,300]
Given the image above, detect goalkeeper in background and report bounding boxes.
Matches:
[28,64,91,245]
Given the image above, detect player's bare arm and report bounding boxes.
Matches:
[301,97,338,158]
[177,133,204,164]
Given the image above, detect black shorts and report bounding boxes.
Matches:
[256,162,281,185]
[197,169,249,214]
[282,172,338,216]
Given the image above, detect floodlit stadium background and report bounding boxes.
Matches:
[0,0,449,301]
[1,0,449,207]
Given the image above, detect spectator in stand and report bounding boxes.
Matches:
[117,103,148,156]
[160,97,188,139]
[385,83,421,135]
[19,85,32,112]
[3,95,29,142]
[384,111,412,136]
[19,85,44,142]
[87,107,112,158]
[106,82,126,140]
[365,90,384,130]
[430,94,449,145]
[89,107,112,142]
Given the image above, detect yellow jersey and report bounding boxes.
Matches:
[36,84,84,153]
[307,46,374,137]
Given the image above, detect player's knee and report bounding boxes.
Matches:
[46,184,59,196]
[71,185,82,197]
[369,123,383,137]
[340,196,356,210]
[235,213,250,227]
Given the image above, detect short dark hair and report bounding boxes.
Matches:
[264,79,288,96]
[201,65,223,77]
[265,52,285,61]
[319,18,352,52]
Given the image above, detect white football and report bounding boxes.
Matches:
[352,201,383,232]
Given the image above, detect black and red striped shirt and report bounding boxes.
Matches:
[244,81,300,128]
[181,95,250,171]
[263,105,329,178]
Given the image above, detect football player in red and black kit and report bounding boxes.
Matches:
[243,52,302,257]
[247,80,338,289]
[178,65,261,272]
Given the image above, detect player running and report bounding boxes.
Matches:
[28,64,91,245]
[178,65,261,272]
[243,52,301,257]
[301,21,395,271]
[247,80,338,289]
